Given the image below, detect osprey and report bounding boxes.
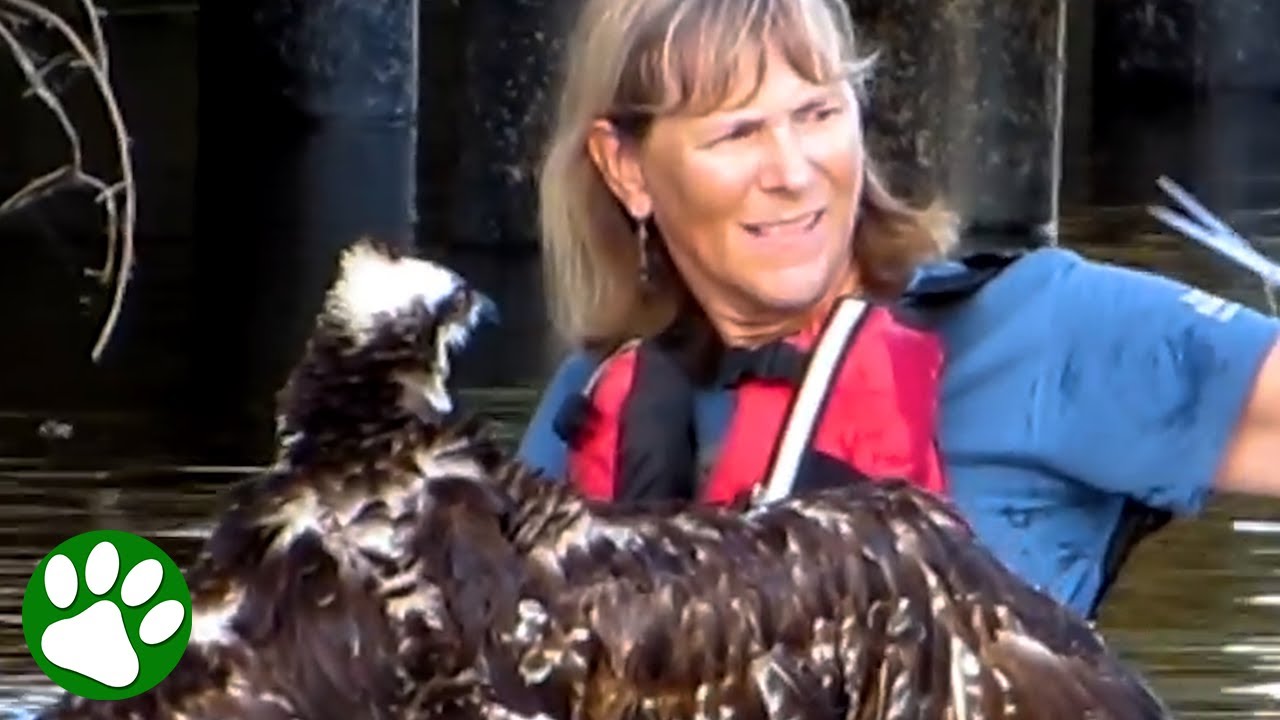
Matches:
[36,237,501,720]
[37,238,1173,720]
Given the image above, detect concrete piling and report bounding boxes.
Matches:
[1093,0,1280,102]
[849,0,1068,250]
[451,0,572,248]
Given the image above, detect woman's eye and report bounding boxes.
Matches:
[803,105,841,123]
[715,125,756,144]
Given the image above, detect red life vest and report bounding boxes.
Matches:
[551,297,948,506]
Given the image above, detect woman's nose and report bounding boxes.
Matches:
[759,126,816,193]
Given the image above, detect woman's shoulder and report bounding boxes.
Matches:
[1008,246,1279,344]
[906,244,1275,337]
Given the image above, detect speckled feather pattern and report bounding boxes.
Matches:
[421,458,1174,720]
[36,239,1173,720]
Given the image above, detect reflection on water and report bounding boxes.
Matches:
[4,5,1280,720]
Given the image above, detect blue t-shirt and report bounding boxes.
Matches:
[515,247,1280,617]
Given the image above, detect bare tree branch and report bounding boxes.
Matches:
[0,0,135,363]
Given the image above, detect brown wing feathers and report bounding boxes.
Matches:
[477,472,1172,720]
[35,422,1170,720]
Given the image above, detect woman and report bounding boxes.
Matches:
[517,0,1280,620]
[529,0,954,509]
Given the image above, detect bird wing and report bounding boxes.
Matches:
[499,478,1172,720]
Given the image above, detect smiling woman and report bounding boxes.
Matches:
[539,0,956,352]
[591,43,866,349]
[531,0,955,506]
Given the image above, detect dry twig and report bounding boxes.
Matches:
[0,0,135,362]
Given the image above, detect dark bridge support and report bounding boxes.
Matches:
[849,0,1068,250]
[1093,0,1280,101]
[451,0,571,249]
[187,0,421,460]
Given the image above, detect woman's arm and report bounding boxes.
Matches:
[1215,337,1280,494]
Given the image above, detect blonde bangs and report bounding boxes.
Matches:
[614,0,872,124]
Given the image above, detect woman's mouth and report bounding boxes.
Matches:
[741,209,825,238]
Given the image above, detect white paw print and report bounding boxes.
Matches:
[40,540,187,688]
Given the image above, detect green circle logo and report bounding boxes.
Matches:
[21,530,192,700]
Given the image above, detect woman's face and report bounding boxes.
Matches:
[591,45,865,332]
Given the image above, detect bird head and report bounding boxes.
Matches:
[275,237,499,464]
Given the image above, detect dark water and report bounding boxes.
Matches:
[4,5,1280,719]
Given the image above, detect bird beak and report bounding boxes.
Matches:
[472,289,500,327]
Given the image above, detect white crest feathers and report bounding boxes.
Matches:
[330,240,464,337]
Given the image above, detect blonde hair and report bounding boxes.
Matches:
[537,0,958,351]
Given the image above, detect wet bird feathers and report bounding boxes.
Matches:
[447,463,1171,720]
[37,237,1172,720]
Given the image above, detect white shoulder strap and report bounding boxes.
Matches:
[580,338,642,397]
[754,297,869,505]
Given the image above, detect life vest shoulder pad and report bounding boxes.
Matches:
[553,338,700,502]
[900,250,1025,308]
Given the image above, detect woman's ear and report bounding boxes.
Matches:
[586,119,653,220]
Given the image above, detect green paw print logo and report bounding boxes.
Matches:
[21,530,192,700]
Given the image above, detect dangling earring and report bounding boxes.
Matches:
[635,217,651,286]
